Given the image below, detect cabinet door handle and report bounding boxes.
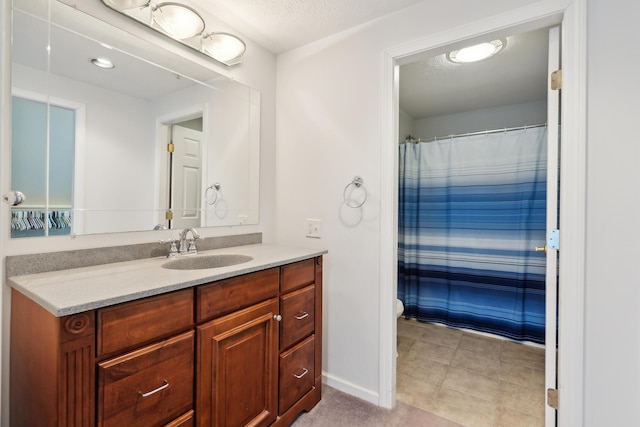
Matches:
[294,312,309,320]
[274,314,282,321]
[292,368,308,379]
[139,380,169,397]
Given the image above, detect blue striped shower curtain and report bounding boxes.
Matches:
[398,127,547,344]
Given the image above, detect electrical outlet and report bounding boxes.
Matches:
[305,219,322,238]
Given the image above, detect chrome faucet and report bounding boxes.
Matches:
[178,227,200,255]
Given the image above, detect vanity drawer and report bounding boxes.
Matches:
[279,335,315,415]
[97,331,194,427]
[165,410,194,427]
[280,285,315,350]
[281,258,315,293]
[196,268,279,322]
[97,288,194,358]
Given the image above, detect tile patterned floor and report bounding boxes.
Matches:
[397,318,546,427]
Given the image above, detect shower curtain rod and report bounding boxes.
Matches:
[401,123,547,144]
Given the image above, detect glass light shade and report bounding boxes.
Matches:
[202,33,246,64]
[101,0,149,10]
[152,2,205,40]
[448,39,504,63]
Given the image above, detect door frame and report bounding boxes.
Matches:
[379,1,586,426]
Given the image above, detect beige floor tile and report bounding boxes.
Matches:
[397,353,450,385]
[497,380,545,416]
[458,332,503,355]
[418,323,463,349]
[409,339,457,365]
[441,366,500,402]
[501,341,545,370]
[397,335,416,355]
[397,321,546,426]
[494,406,544,427]
[499,361,545,389]
[431,388,495,427]
[397,319,428,340]
[451,347,501,378]
[396,371,440,412]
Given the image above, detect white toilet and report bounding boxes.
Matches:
[396,298,404,358]
[396,298,404,318]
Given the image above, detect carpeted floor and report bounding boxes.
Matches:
[291,385,463,426]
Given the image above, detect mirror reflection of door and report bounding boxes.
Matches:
[168,119,203,230]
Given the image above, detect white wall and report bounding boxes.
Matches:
[275,0,545,402]
[413,100,546,139]
[584,0,640,425]
[398,108,414,142]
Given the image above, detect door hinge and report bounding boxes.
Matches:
[548,229,560,250]
[167,142,175,153]
[165,210,173,220]
[551,69,562,90]
[547,388,558,409]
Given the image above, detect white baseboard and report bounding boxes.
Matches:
[321,371,379,405]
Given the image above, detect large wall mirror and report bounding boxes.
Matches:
[9,0,260,238]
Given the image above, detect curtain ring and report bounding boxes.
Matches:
[205,183,221,205]
[343,176,367,208]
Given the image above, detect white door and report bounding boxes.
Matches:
[170,125,203,229]
[544,26,560,427]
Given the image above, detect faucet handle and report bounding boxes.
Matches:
[187,239,198,254]
[159,239,180,258]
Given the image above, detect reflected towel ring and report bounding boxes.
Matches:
[343,176,367,208]
[205,183,221,205]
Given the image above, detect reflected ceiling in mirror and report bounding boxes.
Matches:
[10,0,260,238]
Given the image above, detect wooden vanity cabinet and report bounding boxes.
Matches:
[10,256,323,427]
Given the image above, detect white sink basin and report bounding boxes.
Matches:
[161,254,253,270]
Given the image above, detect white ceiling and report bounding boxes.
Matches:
[189,0,550,119]
[188,0,426,54]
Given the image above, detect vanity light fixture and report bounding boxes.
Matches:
[447,39,505,63]
[100,0,246,66]
[90,57,115,69]
[152,2,205,40]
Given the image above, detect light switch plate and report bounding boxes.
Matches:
[305,219,322,238]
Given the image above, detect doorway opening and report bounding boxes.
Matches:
[156,110,206,231]
[395,24,556,426]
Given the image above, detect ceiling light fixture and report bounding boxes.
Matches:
[100,0,246,66]
[90,57,115,69]
[447,39,505,63]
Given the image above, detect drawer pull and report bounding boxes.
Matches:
[139,380,169,397]
[292,368,309,379]
[294,312,309,320]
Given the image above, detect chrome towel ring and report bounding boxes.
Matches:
[205,183,221,205]
[343,176,367,208]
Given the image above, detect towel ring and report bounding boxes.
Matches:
[205,183,221,205]
[343,176,367,208]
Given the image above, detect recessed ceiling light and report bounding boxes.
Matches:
[90,57,115,69]
[447,39,505,63]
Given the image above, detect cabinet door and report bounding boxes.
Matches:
[197,299,278,427]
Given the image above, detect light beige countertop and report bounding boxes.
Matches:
[7,244,327,317]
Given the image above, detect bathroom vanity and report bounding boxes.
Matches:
[8,244,325,427]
